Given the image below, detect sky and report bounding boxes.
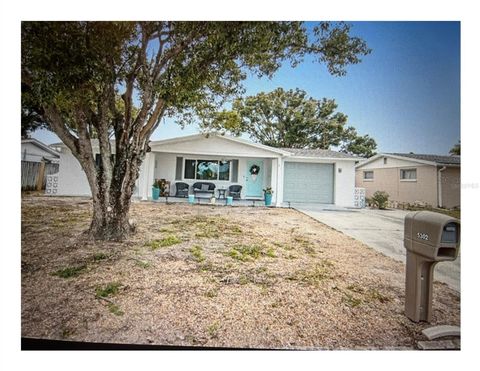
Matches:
[33,21,461,155]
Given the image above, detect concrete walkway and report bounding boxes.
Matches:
[292,204,460,292]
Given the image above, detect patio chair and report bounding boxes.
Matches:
[192,182,216,197]
[228,185,242,200]
[175,182,190,197]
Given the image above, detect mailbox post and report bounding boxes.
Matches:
[403,211,460,322]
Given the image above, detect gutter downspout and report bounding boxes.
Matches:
[437,166,447,208]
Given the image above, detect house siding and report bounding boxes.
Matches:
[440,167,460,208]
[334,160,356,207]
[57,147,91,196]
[355,164,438,206]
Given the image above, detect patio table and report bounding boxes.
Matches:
[217,188,227,199]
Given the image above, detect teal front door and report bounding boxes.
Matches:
[245,159,264,197]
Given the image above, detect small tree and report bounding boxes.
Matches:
[371,191,389,210]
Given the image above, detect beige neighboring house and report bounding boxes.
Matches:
[355,153,460,209]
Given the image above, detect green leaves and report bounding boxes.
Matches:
[449,141,460,155]
[340,127,377,158]
[313,22,372,76]
[22,21,371,140]
[201,87,377,157]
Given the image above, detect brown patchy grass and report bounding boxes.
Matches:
[21,195,460,349]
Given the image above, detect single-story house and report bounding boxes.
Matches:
[53,133,360,207]
[21,138,60,163]
[355,153,460,209]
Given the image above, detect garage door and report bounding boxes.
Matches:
[283,162,334,203]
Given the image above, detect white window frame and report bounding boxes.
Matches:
[183,158,231,182]
[400,168,417,182]
[363,170,374,181]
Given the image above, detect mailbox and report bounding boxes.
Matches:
[403,211,460,322]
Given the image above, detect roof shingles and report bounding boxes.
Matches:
[281,148,361,159]
[388,153,460,165]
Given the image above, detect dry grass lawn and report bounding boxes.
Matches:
[21,194,460,349]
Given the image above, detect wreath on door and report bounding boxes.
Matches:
[250,164,260,182]
[250,164,260,175]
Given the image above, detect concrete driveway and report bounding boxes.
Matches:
[292,204,460,291]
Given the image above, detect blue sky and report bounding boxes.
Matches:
[33,21,460,155]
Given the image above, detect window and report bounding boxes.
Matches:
[383,157,388,165]
[197,160,219,180]
[184,159,231,181]
[400,168,417,181]
[219,160,230,180]
[184,160,196,179]
[363,171,374,180]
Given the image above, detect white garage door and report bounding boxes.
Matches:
[283,162,334,203]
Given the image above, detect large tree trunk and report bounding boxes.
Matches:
[44,104,152,241]
[87,147,144,241]
[89,195,134,241]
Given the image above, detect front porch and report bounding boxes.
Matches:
[135,195,275,208]
[134,134,292,206]
[137,151,283,205]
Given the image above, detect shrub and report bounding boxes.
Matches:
[371,191,389,209]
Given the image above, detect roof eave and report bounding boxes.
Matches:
[288,155,360,161]
[149,133,292,157]
[22,138,60,157]
[356,153,440,168]
[437,163,461,168]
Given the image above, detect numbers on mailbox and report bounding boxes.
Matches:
[417,232,429,241]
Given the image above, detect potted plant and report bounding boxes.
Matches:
[152,179,161,200]
[263,187,274,206]
[158,178,168,196]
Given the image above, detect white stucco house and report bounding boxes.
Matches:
[21,138,60,163]
[53,134,360,207]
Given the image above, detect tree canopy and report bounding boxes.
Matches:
[201,88,377,157]
[449,141,460,155]
[21,21,371,240]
